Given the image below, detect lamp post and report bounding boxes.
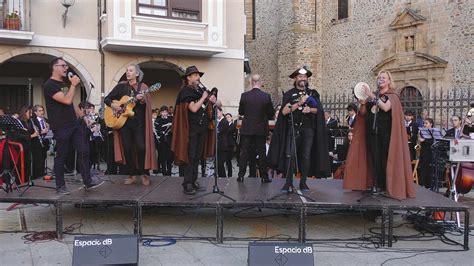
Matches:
[61,0,75,28]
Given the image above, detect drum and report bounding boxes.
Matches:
[353,82,369,101]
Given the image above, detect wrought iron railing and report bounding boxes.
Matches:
[321,88,473,130]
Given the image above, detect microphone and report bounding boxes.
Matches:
[68,72,74,79]
[376,79,383,90]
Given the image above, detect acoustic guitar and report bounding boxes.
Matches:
[104,83,161,129]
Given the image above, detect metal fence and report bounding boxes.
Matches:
[321,88,473,130]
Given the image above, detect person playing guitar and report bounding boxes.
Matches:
[104,64,157,186]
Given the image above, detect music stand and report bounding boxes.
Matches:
[419,127,443,141]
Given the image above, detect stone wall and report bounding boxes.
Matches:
[246,0,473,103]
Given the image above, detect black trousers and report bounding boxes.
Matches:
[182,126,207,187]
[104,132,117,174]
[53,123,92,189]
[119,118,146,176]
[238,135,267,178]
[284,127,314,183]
[368,132,390,190]
[157,142,173,175]
[31,141,47,179]
[225,146,234,177]
[217,149,227,177]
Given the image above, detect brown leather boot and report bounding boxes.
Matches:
[124,176,136,185]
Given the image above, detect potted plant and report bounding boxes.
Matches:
[3,10,21,30]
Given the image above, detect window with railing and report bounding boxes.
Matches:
[137,0,201,22]
[1,0,27,30]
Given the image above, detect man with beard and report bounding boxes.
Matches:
[171,66,216,195]
[104,64,156,186]
[268,67,331,192]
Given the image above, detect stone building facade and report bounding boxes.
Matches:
[0,0,245,115]
[245,0,473,111]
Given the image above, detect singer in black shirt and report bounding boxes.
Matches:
[43,57,102,194]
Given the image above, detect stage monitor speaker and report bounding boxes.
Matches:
[72,234,138,266]
[248,242,314,266]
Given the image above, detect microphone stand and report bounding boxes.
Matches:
[357,87,391,204]
[371,91,380,194]
[267,90,315,202]
[192,104,236,202]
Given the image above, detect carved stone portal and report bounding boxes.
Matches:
[372,7,448,95]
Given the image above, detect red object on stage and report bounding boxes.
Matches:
[0,139,25,185]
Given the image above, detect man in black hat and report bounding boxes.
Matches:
[237,74,274,183]
[171,66,217,195]
[268,67,331,192]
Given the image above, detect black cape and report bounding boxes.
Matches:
[268,87,331,178]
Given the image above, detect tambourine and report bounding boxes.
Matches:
[353,82,370,101]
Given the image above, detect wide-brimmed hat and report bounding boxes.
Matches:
[182,65,204,79]
[289,67,312,79]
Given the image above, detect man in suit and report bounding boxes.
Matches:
[404,110,418,160]
[346,103,357,128]
[31,105,50,179]
[216,107,229,177]
[237,74,275,183]
[325,111,338,152]
[225,113,237,177]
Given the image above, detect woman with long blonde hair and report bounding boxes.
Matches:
[343,70,416,200]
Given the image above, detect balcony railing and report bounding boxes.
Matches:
[100,0,225,57]
[0,0,34,43]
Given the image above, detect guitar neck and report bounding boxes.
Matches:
[123,83,160,106]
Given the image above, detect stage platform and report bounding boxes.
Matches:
[0,176,469,249]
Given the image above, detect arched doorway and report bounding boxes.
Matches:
[117,61,184,110]
[0,52,91,114]
[400,86,423,118]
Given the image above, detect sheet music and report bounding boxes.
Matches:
[419,127,443,140]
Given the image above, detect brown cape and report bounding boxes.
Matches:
[112,82,157,171]
[171,89,215,166]
[343,91,416,200]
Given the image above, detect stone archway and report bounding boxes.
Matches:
[111,58,187,109]
[110,57,186,88]
[0,47,96,95]
[0,47,100,105]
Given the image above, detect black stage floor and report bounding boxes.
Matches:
[0,176,469,249]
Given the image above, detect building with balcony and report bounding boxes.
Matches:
[0,0,245,115]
